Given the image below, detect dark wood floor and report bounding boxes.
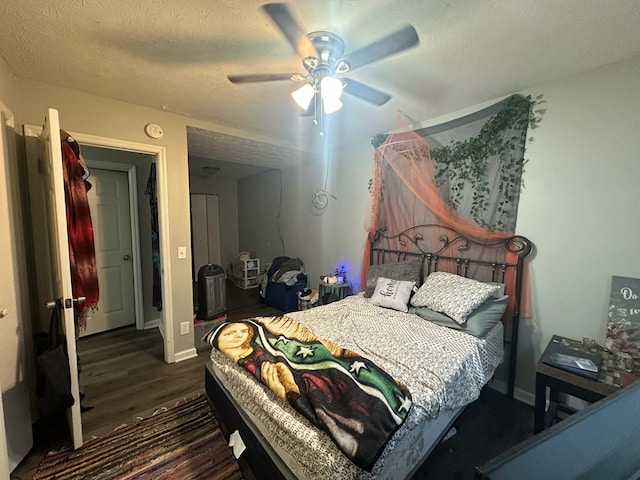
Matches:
[11,281,534,479]
[417,386,534,479]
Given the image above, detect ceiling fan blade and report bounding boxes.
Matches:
[341,24,419,71]
[261,3,317,59]
[227,73,295,83]
[342,78,391,106]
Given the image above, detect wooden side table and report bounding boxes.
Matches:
[534,335,638,433]
[318,282,352,305]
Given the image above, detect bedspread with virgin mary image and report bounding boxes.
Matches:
[205,315,412,471]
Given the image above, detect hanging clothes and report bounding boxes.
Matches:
[145,163,162,311]
[60,131,99,330]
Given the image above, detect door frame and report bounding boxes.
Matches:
[84,160,145,331]
[0,103,32,471]
[23,126,176,363]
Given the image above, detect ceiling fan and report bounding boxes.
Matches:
[227,3,420,122]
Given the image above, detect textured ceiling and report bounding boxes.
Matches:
[1,1,640,174]
[187,125,316,178]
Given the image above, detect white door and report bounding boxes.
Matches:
[191,193,221,278]
[0,111,33,471]
[40,109,83,449]
[205,195,222,266]
[83,168,135,336]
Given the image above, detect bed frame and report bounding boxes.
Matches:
[204,225,532,479]
[205,361,463,479]
[370,224,532,398]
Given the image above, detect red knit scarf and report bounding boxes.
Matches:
[61,140,99,330]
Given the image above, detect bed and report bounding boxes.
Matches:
[204,225,532,479]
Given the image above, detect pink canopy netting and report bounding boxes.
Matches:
[360,113,531,321]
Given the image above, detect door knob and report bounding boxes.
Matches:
[123,255,131,260]
[0,308,8,318]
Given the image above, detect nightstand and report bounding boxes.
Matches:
[534,335,638,433]
[318,282,352,305]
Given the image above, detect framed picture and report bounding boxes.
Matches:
[605,275,640,358]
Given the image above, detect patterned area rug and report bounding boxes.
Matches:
[34,395,243,480]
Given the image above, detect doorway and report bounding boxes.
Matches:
[81,146,159,336]
[23,125,176,363]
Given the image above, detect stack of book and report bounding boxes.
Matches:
[541,340,602,380]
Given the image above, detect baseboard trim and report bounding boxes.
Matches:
[174,347,198,363]
[488,379,535,407]
[157,321,165,339]
[144,319,160,330]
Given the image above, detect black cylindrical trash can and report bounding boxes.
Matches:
[197,264,226,320]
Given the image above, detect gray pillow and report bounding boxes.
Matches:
[409,295,509,337]
[364,261,422,297]
[370,277,416,312]
[410,272,502,324]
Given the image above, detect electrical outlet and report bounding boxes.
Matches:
[180,321,190,335]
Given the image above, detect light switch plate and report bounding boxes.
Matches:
[177,246,187,259]
[180,321,190,335]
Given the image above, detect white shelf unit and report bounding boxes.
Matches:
[232,258,260,289]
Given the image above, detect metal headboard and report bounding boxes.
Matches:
[369,224,532,398]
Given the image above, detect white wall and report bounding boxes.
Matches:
[322,139,375,287]
[0,57,16,112]
[238,169,283,265]
[514,55,640,399]
[237,152,330,284]
[0,55,36,470]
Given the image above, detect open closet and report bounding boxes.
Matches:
[190,193,221,280]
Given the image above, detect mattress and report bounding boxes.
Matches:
[208,294,504,479]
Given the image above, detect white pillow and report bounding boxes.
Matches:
[410,271,501,324]
[369,277,416,312]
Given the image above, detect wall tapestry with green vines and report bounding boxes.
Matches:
[371,94,545,231]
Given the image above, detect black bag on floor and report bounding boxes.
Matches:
[34,306,75,417]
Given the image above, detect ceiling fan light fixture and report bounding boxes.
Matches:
[228,4,420,129]
[320,75,343,99]
[322,96,343,114]
[291,82,315,110]
[320,75,343,114]
[200,166,220,178]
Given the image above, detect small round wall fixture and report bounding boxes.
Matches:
[144,123,164,139]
